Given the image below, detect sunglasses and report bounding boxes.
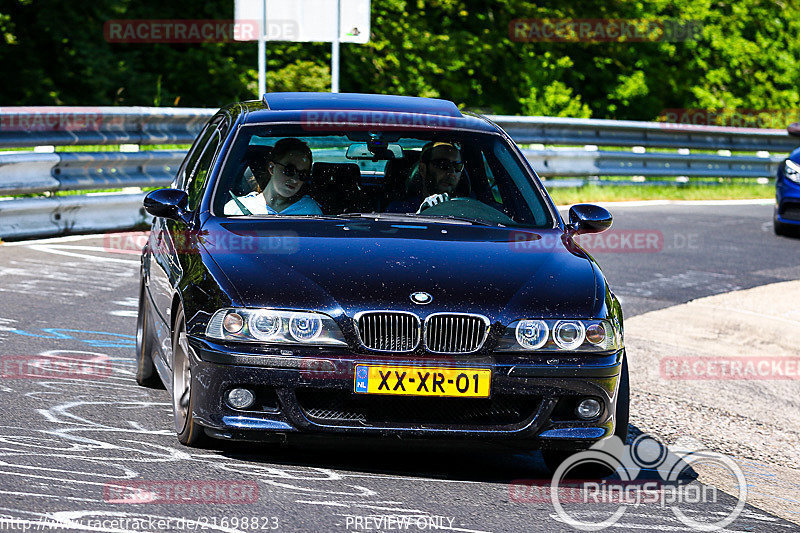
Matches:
[273,161,312,181]
[429,159,464,173]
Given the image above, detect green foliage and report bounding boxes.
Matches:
[266,61,330,93]
[0,0,798,123]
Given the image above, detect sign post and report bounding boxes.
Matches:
[257,0,266,97]
[331,0,341,93]
[235,0,370,96]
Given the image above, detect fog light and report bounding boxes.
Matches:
[576,398,601,420]
[226,388,255,410]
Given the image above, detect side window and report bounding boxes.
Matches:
[186,130,221,211]
[482,153,503,203]
[176,118,220,190]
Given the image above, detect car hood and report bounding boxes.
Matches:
[199,218,601,323]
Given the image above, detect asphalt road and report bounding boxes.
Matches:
[0,201,798,532]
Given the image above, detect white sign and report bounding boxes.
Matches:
[234,0,370,43]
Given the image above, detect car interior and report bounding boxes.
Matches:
[214,130,551,227]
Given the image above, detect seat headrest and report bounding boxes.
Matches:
[312,162,361,188]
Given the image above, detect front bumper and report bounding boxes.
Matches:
[776,173,800,226]
[187,337,624,450]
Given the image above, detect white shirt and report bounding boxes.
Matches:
[224,192,323,216]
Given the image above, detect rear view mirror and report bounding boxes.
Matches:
[568,204,613,234]
[346,143,403,160]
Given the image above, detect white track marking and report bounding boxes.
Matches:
[26,245,139,265]
[1,234,107,246]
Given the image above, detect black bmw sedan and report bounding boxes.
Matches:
[136,92,628,470]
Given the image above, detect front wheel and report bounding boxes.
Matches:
[774,216,798,237]
[172,303,206,446]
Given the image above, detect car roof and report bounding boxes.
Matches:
[233,92,500,134]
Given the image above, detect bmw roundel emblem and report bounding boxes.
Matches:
[410,292,433,305]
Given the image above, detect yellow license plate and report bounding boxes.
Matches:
[354,365,491,398]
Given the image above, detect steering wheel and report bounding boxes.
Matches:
[417,196,516,225]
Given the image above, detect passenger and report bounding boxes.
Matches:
[386,141,465,213]
[224,138,323,215]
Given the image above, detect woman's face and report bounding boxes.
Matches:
[268,150,312,198]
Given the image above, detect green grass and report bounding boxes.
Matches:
[55,144,189,152]
[547,181,774,204]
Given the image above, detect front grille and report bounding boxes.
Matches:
[424,314,489,353]
[297,389,538,428]
[356,311,420,352]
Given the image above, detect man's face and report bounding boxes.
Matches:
[424,145,463,194]
[268,150,312,198]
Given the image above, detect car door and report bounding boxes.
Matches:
[146,117,225,367]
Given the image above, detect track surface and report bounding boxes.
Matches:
[0,202,798,532]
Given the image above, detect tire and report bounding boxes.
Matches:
[172,303,207,446]
[614,355,630,444]
[135,285,163,388]
[542,355,630,477]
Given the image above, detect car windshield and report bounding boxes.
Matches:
[212,124,553,227]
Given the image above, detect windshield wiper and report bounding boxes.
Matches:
[333,212,504,227]
[441,215,505,227]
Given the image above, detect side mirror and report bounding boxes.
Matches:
[568,204,612,234]
[788,123,800,137]
[143,189,189,221]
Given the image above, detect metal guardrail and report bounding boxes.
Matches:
[523,148,785,178]
[489,115,800,152]
[0,107,796,240]
[0,107,214,147]
[0,150,185,196]
[0,193,150,240]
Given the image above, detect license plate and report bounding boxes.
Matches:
[354,365,491,398]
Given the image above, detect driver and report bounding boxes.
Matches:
[386,141,465,213]
[224,138,323,216]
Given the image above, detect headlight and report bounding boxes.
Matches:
[785,159,800,184]
[206,309,347,346]
[496,319,621,352]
